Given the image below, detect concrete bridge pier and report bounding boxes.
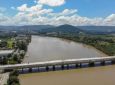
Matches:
[46,66,49,71]
[111,60,115,64]
[79,63,83,68]
[101,61,105,66]
[52,65,55,71]
[29,68,32,72]
[89,62,95,67]
[75,64,79,68]
[61,65,64,70]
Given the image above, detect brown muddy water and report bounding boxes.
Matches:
[19,35,112,85]
[19,65,115,85]
[23,36,107,63]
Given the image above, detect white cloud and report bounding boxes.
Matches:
[38,0,65,6]
[104,14,115,25]
[0,2,115,26]
[62,9,78,15]
[17,4,44,12]
[48,9,78,17]
[17,4,28,12]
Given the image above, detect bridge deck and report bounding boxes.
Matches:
[0,56,115,70]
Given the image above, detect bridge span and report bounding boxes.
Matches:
[0,56,115,72]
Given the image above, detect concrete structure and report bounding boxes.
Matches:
[0,50,14,56]
[0,56,115,73]
[0,50,14,59]
[0,50,14,64]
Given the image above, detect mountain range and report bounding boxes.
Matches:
[0,25,115,34]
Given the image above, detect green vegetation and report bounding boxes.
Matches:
[0,38,15,49]
[16,41,28,51]
[7,70,20,85]
[4,35,31,85]
[0,35,31,65]
[7,39,14,49]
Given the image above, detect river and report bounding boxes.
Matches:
[19,35,115,85]
[23,35,107,63]
[19,65,115,85]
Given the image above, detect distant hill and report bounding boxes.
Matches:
[40,24,84,34]
[0,25,115,34]
[0,25,54,31]
[77,26,115,34]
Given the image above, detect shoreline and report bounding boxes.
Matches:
[44,35,109,56]
[34,35,108,57]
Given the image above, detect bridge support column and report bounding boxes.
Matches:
[112,60,115,64]
[46,66,49,71]
[61,65,64,70]
[29,68,32,72]
[101,61,105,66]
[75,64,78,68]
[52,65,55,71]
[89,62,95,67]
[79,63,82,68]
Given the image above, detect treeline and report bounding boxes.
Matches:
[0,42,26,65]
[0,35,31,65]
[6,70,20,85]
[5,35,31,85]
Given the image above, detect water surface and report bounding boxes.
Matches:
[23,36,107,63]
[19,65,115,85]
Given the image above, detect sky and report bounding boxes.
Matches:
[0,0,115,26]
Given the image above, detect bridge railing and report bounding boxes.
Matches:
[0,56,115,70]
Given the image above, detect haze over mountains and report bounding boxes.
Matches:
[0,25,115,34]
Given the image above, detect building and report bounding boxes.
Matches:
[0,50,14,62]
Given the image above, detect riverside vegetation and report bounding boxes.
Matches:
[38,25,115,56]
[2,35,32,85]
[41,33,115,56]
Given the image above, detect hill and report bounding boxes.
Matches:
[40,24,84,34]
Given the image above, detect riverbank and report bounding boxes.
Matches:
[19,65,115,85]
[44,34,115,56]
[44,35,108,57]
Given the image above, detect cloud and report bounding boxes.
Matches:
[49,9,78,17]
[17,4,28,12]
[0,1,115,26]
[1,8,115,26]
[0,13,9,24]
[37,0,65,6]
[104,14,115,25]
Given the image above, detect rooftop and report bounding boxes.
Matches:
[0,50,14,55]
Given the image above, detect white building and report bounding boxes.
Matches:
[0,50,14,59]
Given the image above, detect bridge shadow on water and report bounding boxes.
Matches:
[18,61,112,74]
